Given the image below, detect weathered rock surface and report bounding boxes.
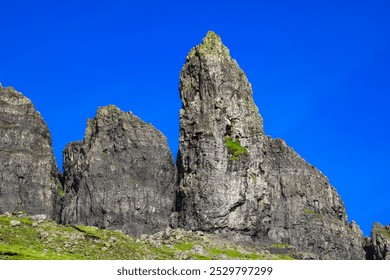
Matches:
[176,31,365,259]
[0,85,62,219]
[61,105,175,236]
[364,222,390,259]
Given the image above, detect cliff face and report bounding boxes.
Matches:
[61,105,175,236]
[0,86,62,219]
[1,32,383,259]
[176,32,365,259]
[364,222,390,260]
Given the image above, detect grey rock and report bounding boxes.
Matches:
[3,212,12,217]
[40,231,49,239]
[0,86,62,220]
[17,211,27,218]
[61,105,175,236]
[191,244,206,255]
[364,222,390,260]
[10,220,21,227]
[31,214,48,223]
[291,251,317,260]
[218,254,228,260]
[176,31,364,259]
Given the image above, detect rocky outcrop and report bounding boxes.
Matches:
[1,32,379,259]
[61,105,175,236]
[176,31,365,259]
[364,223,390,259]
[0,85,62,219]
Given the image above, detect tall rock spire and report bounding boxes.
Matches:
[176,32,364,259]
[180,31,263,140]
[0,86,62,219]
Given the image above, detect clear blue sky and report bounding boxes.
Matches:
[1,0,389,236]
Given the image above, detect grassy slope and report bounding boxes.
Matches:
[0,213,294,260]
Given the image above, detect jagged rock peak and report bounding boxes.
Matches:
[61,105,176,236]
[180,31,263,139]
[364,222,390,260]
[187,31,230,60]
[0,85,62,220]
[1,85,33,106]
[177,32,364,259]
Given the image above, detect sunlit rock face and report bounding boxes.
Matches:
[61,105,176,236]
[176,32,365,259]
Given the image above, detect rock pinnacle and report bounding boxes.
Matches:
[176,32,365,259]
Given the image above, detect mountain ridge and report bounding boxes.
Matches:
[0,32,387,259]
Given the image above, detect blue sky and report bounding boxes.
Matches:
[1,0,389,236]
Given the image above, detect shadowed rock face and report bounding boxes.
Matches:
[364,223,390,260]
[61,105,175,236]
[0,86,62,219]
[176,31,365,259]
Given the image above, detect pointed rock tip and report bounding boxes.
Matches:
[187,31,230,60]
[95,104,141,123]
[372,222,385,230]
[96,104,122,116]
[203,31,222,45]
[0,85,33,106]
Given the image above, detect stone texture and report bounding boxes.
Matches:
[176,31,365,259]
[61,105,175,236]
[0,85,62,219]
[364,222,390,260]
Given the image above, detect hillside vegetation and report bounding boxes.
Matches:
[0,212,294,260]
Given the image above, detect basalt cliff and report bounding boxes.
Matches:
[0,86,62,220]
[0,32,387,259]
[61,105,176,236]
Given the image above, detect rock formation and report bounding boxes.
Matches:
[0,85,62,219]
[61,105,175,236]
[2,32,386,260]
[364,222,390,259]
[176,31,365,259]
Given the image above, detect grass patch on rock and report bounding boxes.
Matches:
[303,209,322,220]
[225,136,249,160]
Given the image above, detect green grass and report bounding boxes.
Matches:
[209,247,223,255]
[174,242,194,251]
[225,249,244,258]
[303,209,322,220]
[0,214,295,260]
[272,255,296,260]
[0,215,169,260]
[378,228,390,239]
[207,246,271,260]
[225,136,249,160]
[57,187,65,197]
